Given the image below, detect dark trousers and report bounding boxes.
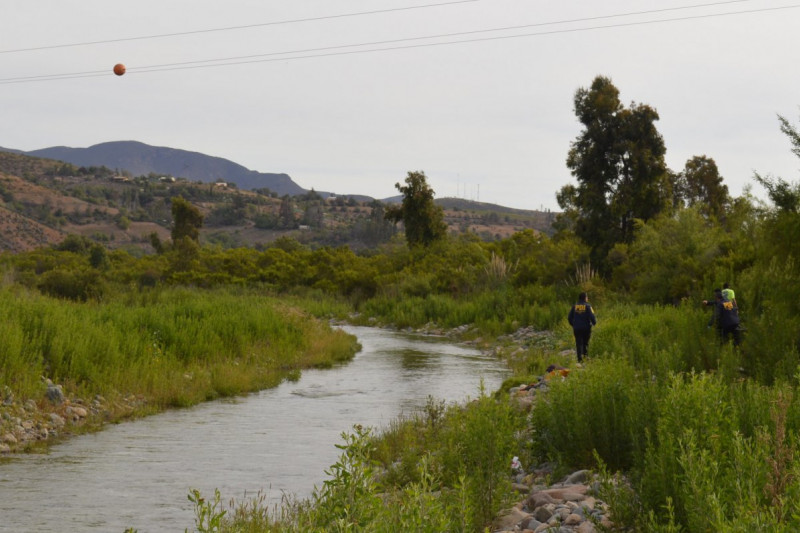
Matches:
[721,324,742,346]
[573,328,592,361]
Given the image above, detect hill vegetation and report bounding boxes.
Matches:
[0,150,553,254]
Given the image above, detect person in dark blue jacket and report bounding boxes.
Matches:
[704,289,741,346]
[567,292,596,362]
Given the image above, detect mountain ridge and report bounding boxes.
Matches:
[2,141,306,196]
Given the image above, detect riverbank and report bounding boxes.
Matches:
[396,322,621,532]
[1,380,159,454]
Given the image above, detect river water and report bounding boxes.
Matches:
[0,325,509,532]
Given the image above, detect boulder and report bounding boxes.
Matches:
[492,505,531,531]
[564,469,591,485]
[526,491,557,509]
[46,385,64,405]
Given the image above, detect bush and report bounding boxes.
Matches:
[37,268,105,301]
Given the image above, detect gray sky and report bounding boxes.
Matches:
[2,0,799,210]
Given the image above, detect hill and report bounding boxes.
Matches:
[3,141,305,196]
[0,150,555,253]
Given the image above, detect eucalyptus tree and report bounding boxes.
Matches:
[385,170,447,247]
[673,155,730,219]
[559,75,671,272]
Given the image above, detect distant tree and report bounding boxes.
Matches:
[88,244,109,269]
[55,234,93,254]
[170,196,203,243]
[674,155,730,218]
[303,203,324,228]
[559,75,670,272]
[352,201,395,245]
[254,212,278,229]
[149,232,165,254]
[385,171,447,247]
[278,195,296,229]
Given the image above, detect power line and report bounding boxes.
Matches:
[0,0,481,54]
[2,2,798,85]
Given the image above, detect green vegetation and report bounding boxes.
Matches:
[0,285,358,413]
[3,82,800,532]
[385,170,448,247]
[201,393,523,533]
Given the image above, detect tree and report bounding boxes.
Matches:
[170,196,203,243]
[674,155,730,219]
[278,195,296,229]
[559,76,670,272]
[385,171,447,246]
[623,208,726,303]
[753,113,800,213]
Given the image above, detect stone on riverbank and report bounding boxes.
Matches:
[493,467,614,533]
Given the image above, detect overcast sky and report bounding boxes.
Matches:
[2,0,799,210]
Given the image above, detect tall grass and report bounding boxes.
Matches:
[359,284,564,335]
[0,286,359,410]
[527,297,800,530]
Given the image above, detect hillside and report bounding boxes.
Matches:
[0,150,554,253]
[3,141,305,196]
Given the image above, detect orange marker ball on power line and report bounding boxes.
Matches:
[113,63,126,76]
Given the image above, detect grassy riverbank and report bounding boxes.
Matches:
[187,294,800,532]
[0,286,359,452]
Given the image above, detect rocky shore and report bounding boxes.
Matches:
[0,380,145,454]
[494,465,615,533]
[488,377,616,533]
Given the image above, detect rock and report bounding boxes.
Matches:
[564,513,583,526]
[492,505,531,531]
[532,505,554,523]
[576,520,598,533]
[2,433,18,444]
[0,443,10,454]
[564,469,591,485]
[24,399,38,411]
[66,406,88,420]
[579,496,597,512]
[527,491,557,509]
[541,485,589,501]
[519,516,542,531]
[46,385,64,405]
[49,413,65,427]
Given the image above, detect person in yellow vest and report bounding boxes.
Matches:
[567,292,596,362]
[722,282,738,309]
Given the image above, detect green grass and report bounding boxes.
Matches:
[0,285,359,413]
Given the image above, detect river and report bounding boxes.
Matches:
[0,325,510,532]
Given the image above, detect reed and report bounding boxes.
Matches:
[0,286,359,412]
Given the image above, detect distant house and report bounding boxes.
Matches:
[214,182,228,188]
